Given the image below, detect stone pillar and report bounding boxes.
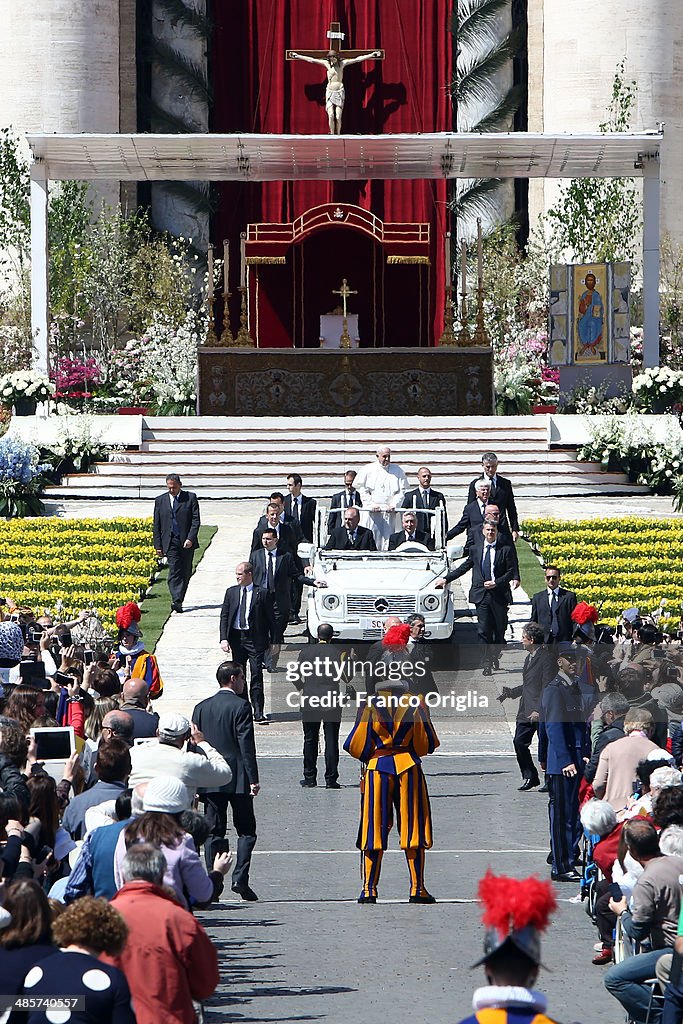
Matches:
[0,0,121,208]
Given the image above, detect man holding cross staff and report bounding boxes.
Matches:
[287,22,384,135]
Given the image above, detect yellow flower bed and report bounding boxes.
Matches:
[522,517,683,627]
[0,517,157,635]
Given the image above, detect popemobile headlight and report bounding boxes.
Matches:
[322,593,341,611]
[421,593,440,612]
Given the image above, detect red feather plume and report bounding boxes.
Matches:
[571,602,599,626]
[115,602,142,631]
[382,624,411,647]
[477,871,557,938]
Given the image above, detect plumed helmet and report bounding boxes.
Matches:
[471,871,557,969]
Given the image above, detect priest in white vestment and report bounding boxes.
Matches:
[354,447,408,549]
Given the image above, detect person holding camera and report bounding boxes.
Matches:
[128,712,232,804]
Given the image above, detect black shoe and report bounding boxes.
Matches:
[551,870,580,883]
[357,894,377,904]
[255,715,270,725]
[538,783,549,793]
[546,852,553,865]
[482,666,493,677]
[289,613,301,624]
[325,781,341,789]
[492,658,500,670]
[409,893,437,904]
[518,778,540,791]
[232,884,258,901]
[300,779,317,788]
[172,601,183,613]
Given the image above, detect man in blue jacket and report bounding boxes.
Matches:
[538,642,587,882]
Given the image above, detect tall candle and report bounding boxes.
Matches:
[445,231,451,288]
[223,239,229,293]
[207,243,214,299]
[461,239,467,296]
[477,218,483,288]
[240,233,246,288]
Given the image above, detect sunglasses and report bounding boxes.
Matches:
[545,575,559,580]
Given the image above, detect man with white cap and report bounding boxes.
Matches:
[354,446,408,549]
[129,711,232,802]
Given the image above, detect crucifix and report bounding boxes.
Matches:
[332,278,358,350]
[287,21,384,135]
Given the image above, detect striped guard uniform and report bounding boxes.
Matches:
[343,692,439,898]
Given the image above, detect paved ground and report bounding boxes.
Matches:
[41,492,672,1023]
[198,753,616,1024]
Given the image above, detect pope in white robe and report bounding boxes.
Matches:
[354,447,408,549]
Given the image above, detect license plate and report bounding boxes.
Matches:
[361,617,386,631]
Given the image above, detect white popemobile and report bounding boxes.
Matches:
[298,507,462,643]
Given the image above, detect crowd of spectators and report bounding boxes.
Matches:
[0,598,230,1024]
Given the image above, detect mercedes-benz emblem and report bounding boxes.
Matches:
[374,597,389,613]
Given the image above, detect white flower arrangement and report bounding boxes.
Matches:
[0,370,55,405]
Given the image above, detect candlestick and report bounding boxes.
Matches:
[445,231,451,289]
[461,239,467,298]
[235,286,255,347]
[207,243,214,299]
[223,239,229,294]
[477,218,483,289]
[240,233,246,289]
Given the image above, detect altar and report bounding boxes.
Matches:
[198,346,493,416]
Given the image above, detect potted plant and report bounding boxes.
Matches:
[0,370,55,416]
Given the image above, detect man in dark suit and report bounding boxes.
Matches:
[436,521,515,675]
[251,502,301,558]
[466,452,520,540]
[193,661,260,901]
[326,507,377,551]
[152,473,200,613]
[327,470,363,533]
[405,614,439,697]
[402,466,449,536]
[293,623,346,788]
[388,511,434,550]
[285,474,317,543]
[498,622,557,789]
[220,562,277,724]
[447,478,491,551]
[251,529,326,643]
[530,566,578,643]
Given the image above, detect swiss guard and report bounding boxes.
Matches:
[343,624,439,904]
[458,870,569,1024]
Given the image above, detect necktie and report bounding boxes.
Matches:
[267,553,275,591]
[482,544,493,580]
[551,591,559,635]
[239,587,248,629]
[407,533,414,542]
[171,496,180,537]
[421,490,428,507]
[293,499,300,522]
[348,530,355,545]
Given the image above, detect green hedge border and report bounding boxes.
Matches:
[140,525,217,652]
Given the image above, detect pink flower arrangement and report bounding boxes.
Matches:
[51,356,102,398]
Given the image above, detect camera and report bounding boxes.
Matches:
[59,632,73,647]
[27,628,43,645]
[83,649,97,665]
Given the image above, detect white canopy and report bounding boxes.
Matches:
[27,130,661,181]
[26,130,662,371]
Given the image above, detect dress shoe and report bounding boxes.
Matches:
[492,658,500,670]
[289,613,301,624]
[172,601,183,613]
[592,946,613,966]
[538,783,549,793]
[546,853,553,865]
[518,778,540,791]
[232,884,258,901]
[482,666,493,677]
[255,715,270,725]
[300,779,317,788]
[551,870,580,883]
[409,893,437,904]
[325,781,341,789]
[357,894,377,904]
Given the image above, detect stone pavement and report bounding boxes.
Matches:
[198,752,616,1024]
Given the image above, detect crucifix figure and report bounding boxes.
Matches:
[332,278,358,350]
[287,21,384,134]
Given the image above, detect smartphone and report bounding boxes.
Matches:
[55,671,76,687]
[59,632,72,647]
[653,648,666,659]
[608,882,623,900]
[83,649,96,665]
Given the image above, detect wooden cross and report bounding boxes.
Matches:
[332,279,358,319]
[286,21,385,64]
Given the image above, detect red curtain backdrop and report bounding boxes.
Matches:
[212,0,452,346]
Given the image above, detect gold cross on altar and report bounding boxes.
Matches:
[332,279,358,319]
[286,21,385,63]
